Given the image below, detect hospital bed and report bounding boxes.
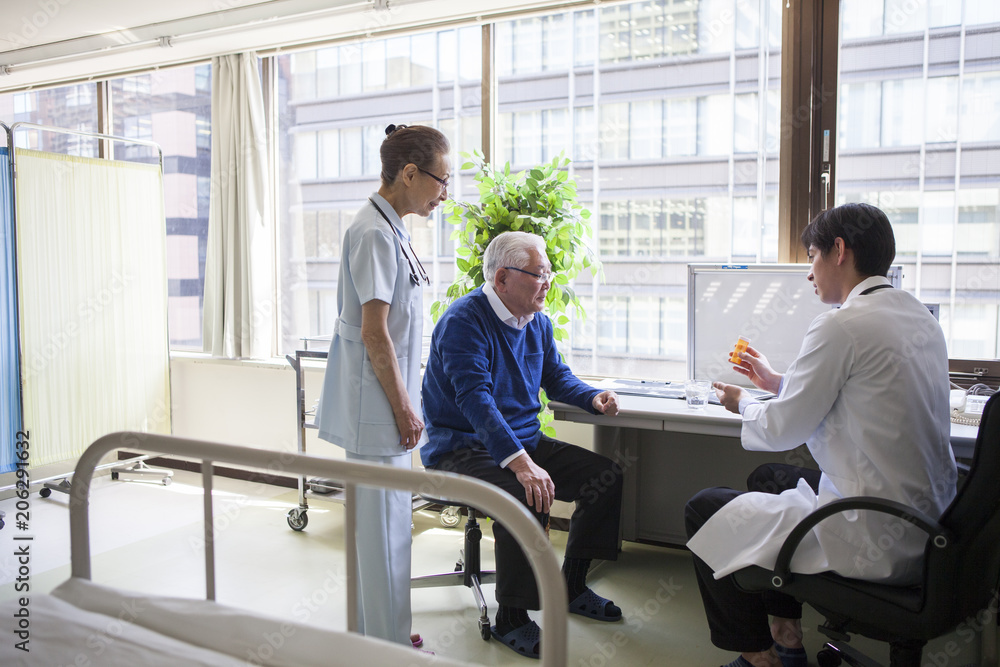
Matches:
[0,432,568,666]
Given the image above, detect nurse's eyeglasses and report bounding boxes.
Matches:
[417,167,450,190]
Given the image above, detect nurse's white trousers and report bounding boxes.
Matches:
[345,451,413,646]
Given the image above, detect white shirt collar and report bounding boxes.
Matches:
[483,282,535,330]
[845,275,891,303]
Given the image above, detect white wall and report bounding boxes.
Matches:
[168,353,595,518]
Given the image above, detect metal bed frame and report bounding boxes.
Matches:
[69,432,570,666]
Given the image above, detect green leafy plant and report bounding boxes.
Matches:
[432,149,601,333]
[431,149,602,435]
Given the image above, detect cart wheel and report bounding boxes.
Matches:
[111,471,119,480]
[817,648,842,667]
[439,505,461,528]
[287,508,308,531]
[162,477,172,486]
[480,618,491,640]
[39,487,51,498]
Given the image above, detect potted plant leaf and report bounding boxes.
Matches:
[432,149,602,434]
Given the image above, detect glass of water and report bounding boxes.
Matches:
[684,380,712,409]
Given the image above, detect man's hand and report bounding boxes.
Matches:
[712,382,748,414]
[395,405,424,451]
[592,390,619,416]
[730,345,782,394]
[506,453,555,514]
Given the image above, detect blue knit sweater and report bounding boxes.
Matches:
[420,288,600,467]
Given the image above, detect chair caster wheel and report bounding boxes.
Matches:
[439,505,461,527]
[817,647,842,667]
[39,487,51,498]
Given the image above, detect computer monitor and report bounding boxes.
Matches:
[687,264,903,386]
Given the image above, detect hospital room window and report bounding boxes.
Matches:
[0,84,99,155]
[109,65,213,350]
[496,0,781,381]
[836,0,1000,360]
[276,27,481,354]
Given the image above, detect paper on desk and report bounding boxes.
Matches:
[593,378,686,400]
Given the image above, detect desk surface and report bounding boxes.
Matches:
[552,396,979,459]
[551,395,742,438]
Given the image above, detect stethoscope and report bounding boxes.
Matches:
[368,197,430,286]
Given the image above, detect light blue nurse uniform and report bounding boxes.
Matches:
[314,193,423,646]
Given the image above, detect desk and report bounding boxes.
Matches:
[552,395,978,547]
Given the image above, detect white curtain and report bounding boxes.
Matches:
[203,51,274,359]
[15,149,171,466]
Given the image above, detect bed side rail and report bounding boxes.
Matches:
[69,432,568,666]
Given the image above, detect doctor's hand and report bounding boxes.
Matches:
[592,390,619,416]
[395,405,424,451]
[730,345,782,395]
[507,453,555,514]
[712,382,747,415]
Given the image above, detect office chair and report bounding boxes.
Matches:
[732,392,1000,667]
[412,499,497,640]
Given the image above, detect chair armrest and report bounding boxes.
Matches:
[771,496,953,586]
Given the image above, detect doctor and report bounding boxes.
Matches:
[685,203,956,667]
[315,124,450,648]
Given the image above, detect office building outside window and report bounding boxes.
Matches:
[836,0,1000,359]
[110,66,213,349]
[275,28,482,353]
[0,70,212,350]
[0,84,99,156]
[497,0,782,380]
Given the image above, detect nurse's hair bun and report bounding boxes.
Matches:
[385,123,409,136]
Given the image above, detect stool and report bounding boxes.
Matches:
[412,500,496,640]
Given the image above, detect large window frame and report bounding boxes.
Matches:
[2,0,997,364]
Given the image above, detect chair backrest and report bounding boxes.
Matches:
[923,392,1000,624]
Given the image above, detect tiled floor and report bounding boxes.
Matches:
[0,470,984,666]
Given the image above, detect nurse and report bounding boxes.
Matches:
[314,123,450,647]
[684,203,956,667]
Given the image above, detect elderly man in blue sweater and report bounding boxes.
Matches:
[421,231,623,660]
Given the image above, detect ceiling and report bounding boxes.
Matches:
[0,0,584,91]
[0,0,370,70]
[0,0,425,91]
[0,0,274,53]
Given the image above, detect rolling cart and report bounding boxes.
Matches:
[284,348,435,532]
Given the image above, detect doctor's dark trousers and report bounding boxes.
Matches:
[431,435,623,610]
[683,463,822,652]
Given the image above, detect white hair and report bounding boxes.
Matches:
[482,231,546,286]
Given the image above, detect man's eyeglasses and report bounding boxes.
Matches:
[504,266,554,284]
[417,166,450,190]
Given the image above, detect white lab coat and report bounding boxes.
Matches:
[688,276,956,584]
[314,194,422,646]
[315,193,424,455]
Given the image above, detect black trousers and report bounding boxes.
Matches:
[684,463,821,652]
[431,436,623,610]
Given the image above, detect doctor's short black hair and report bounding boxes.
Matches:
[380,124,450,186]
[801,202,896,277]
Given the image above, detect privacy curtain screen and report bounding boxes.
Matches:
[0,144,19,474]
[15,149,171,466]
